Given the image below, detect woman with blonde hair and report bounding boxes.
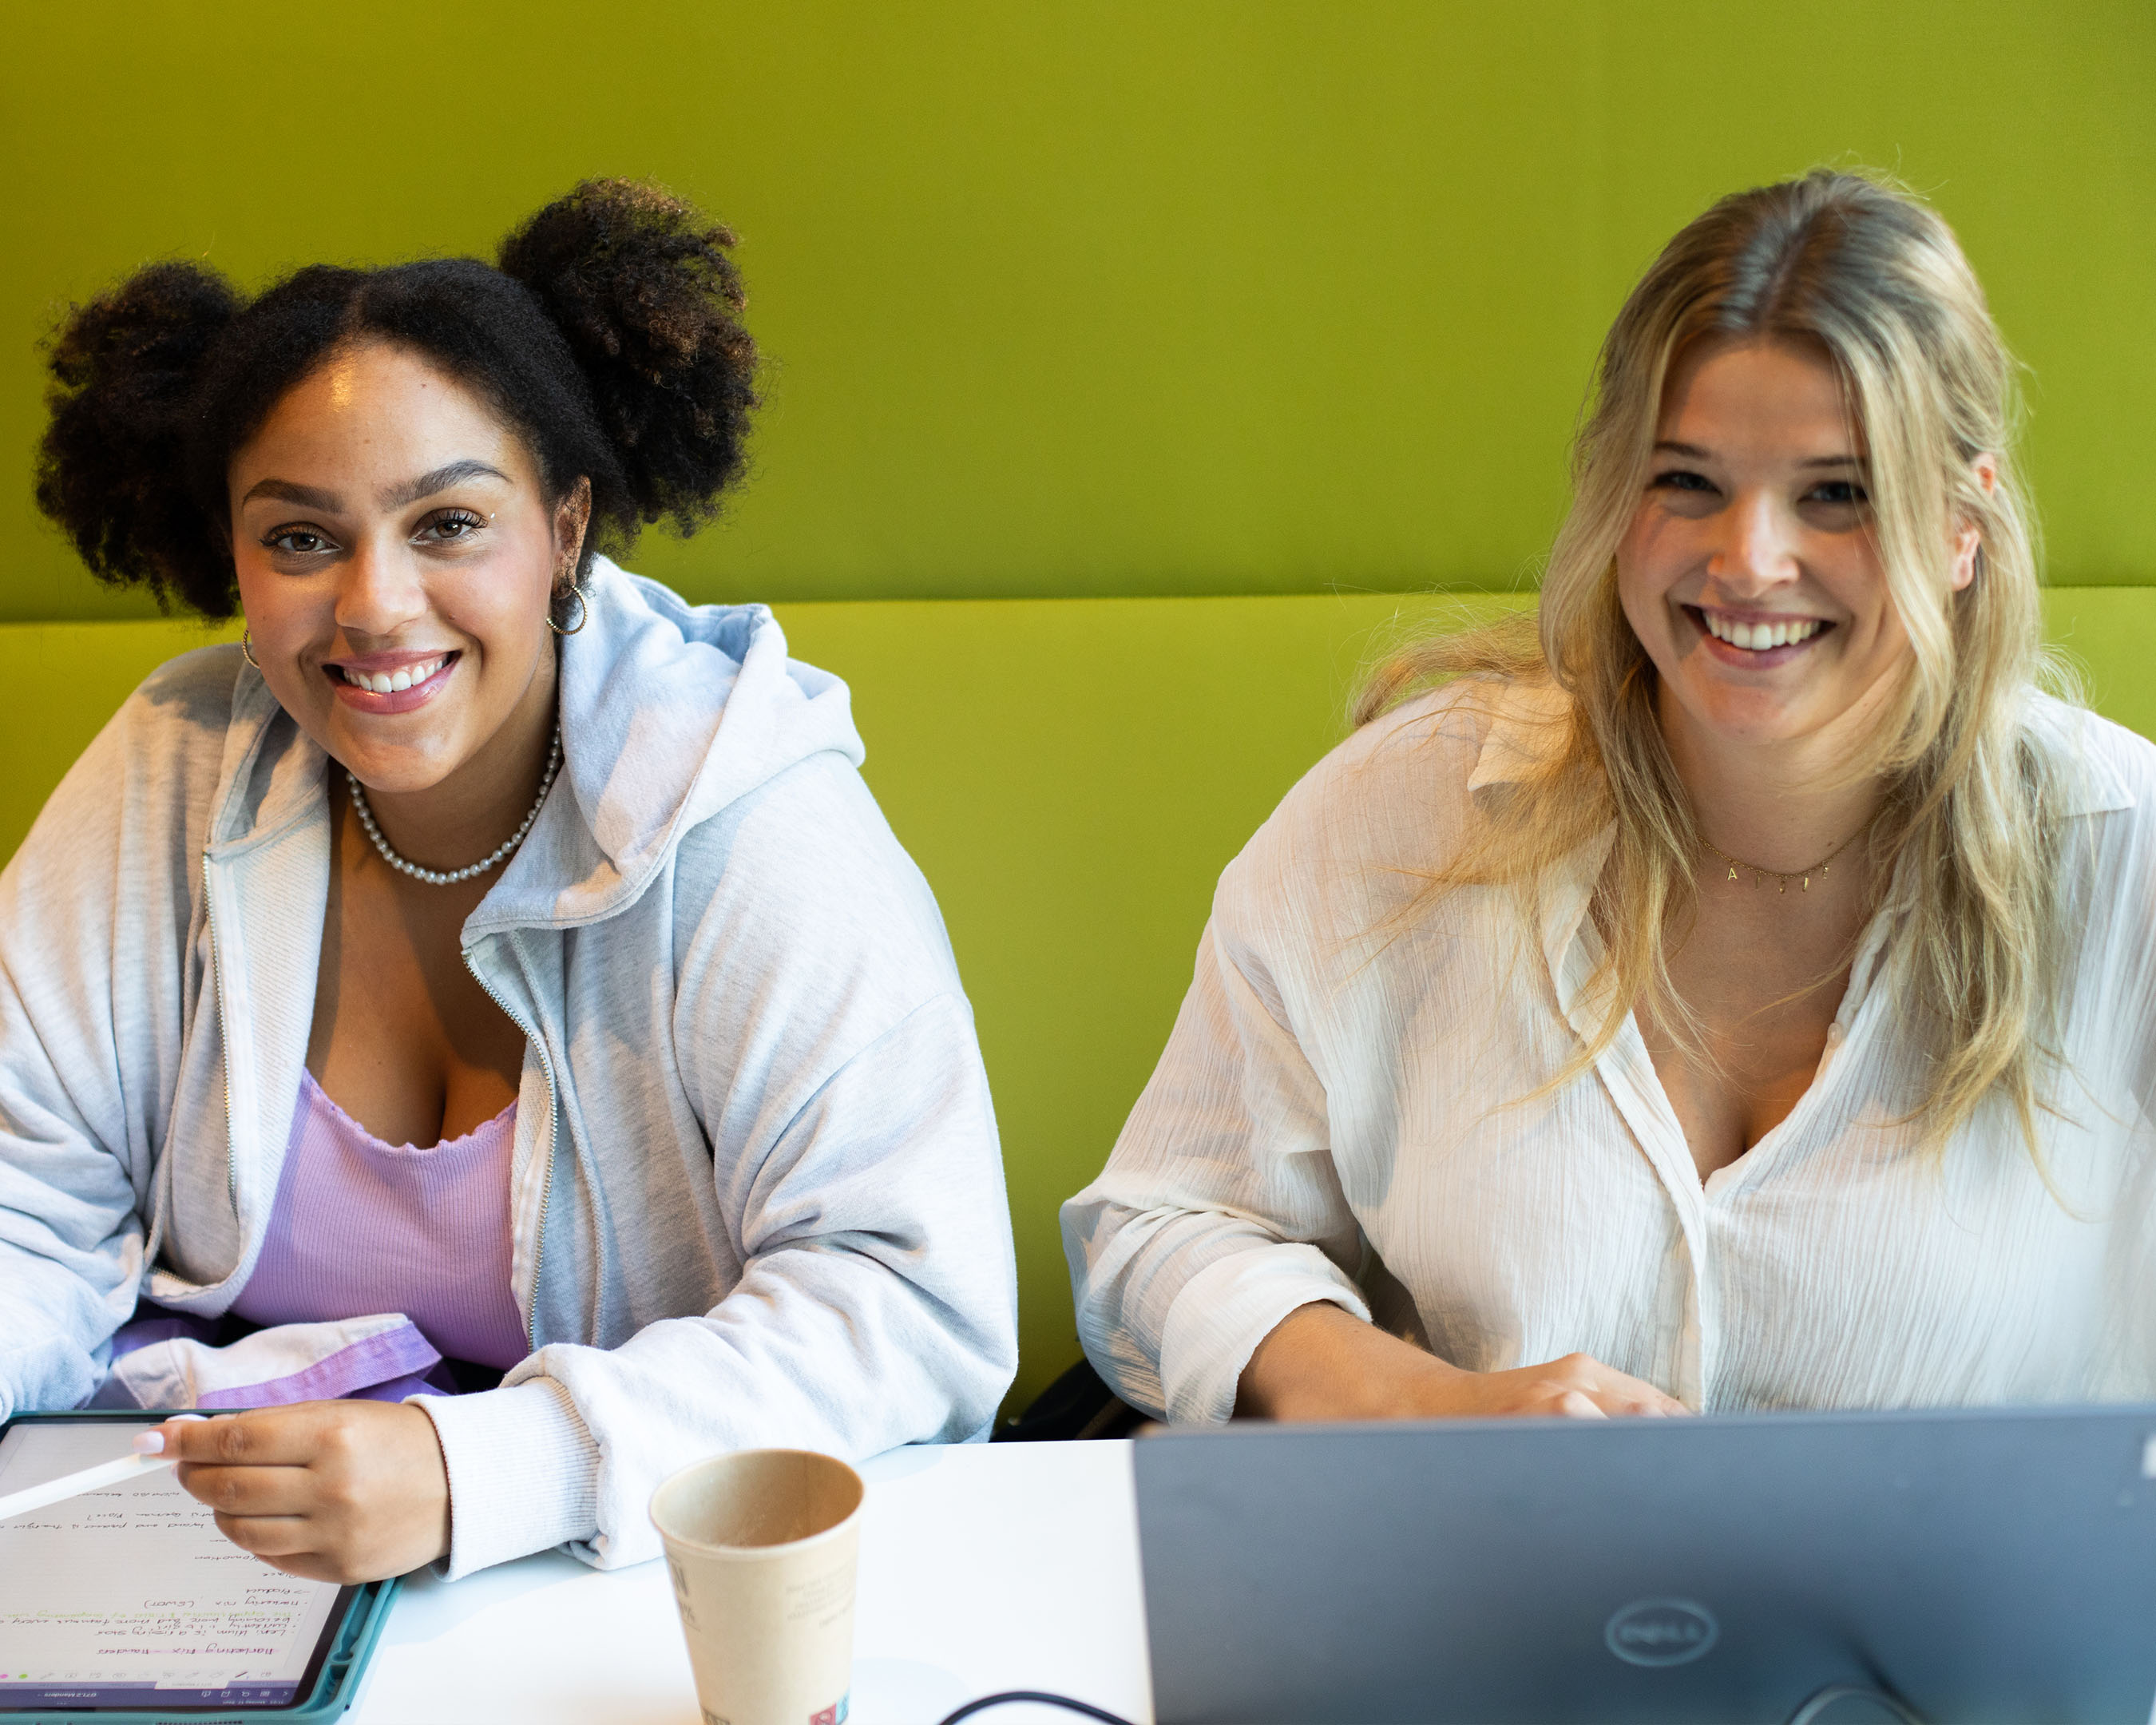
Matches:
[1064,169,2156,1425]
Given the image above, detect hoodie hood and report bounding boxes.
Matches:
[466,558,864,934]
[201,556,862,937]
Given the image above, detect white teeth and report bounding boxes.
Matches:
[1702,613,1821,652]
[341,656,445,694]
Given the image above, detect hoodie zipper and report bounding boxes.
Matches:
[202,852,240,1211]
[465,932,559,1350]
[209,845,559,1348]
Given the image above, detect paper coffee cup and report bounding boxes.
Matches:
[650,1449,866,1725]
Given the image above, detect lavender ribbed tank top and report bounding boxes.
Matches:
[231,1068,530,1371]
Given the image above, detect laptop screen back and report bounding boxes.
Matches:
[1133,1405,2156,1725]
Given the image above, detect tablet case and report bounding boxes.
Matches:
[2,1413,401,1724]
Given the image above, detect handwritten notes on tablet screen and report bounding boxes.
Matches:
[0,1421,343,1711]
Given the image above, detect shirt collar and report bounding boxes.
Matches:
[1458,678,1611,1022]
[2024,691,2136,821]
[1456,680,2134,1028]
[1463,675,1575,799]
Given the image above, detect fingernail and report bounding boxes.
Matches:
[132,1431,165,1454]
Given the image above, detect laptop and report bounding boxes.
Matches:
[1132,1404,2156,1724]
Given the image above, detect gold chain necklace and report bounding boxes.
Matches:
[1703,826,1865,894]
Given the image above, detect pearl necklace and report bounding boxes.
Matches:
[347,722,562,886]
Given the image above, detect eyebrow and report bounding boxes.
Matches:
[240,459,512,514]
[1652,440,1867,470]
[379,460,513,510]
[240,478,341,510]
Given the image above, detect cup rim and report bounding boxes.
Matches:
[648,1447,866,1559]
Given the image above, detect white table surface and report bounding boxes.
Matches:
[351,1440,1154,1725]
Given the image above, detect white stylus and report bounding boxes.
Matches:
[0,1415,207,1525]
[0,1451,176,1524]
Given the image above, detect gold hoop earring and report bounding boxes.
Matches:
[240,629,262,671]
[548,579,589,636]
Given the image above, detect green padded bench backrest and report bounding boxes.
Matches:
[2,586,2153,1410]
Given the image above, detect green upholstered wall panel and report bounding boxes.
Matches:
[3,2,2152,622]
[2,589,2153,1409]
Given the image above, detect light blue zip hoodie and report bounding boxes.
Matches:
[0,559,1018,1576]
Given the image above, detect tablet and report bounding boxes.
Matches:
[0,1413,397,1720]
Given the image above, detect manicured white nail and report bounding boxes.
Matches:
[131,1431,165,1454]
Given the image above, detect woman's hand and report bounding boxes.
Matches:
[1235,1301,1689,1422]
[140,1400,452,1583]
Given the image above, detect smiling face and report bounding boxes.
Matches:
[1615,335,1975,775]
[229,340,587,796]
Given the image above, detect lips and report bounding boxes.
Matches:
[323,650,460,715]
[335,653,449,694]
[1686,605,1833,666]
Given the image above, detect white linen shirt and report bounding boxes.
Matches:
[1062,679,2156,1425]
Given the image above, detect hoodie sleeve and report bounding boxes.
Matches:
[0,657,229,1421]
[0,796,147,1416]
[422,751,1018,1576]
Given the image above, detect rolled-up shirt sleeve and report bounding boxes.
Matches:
[1063,914,1367,1423]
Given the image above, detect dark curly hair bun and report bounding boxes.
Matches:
[37,263,242,613]
[33,179,759,618]
[501,180,757,539]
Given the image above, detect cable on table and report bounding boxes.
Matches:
[934,1677,1924,1725]
[935,1691,1140,1725]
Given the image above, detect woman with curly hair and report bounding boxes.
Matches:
[1066,171,2156,1427]
[3,180,1017,1581]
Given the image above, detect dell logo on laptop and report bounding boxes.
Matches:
[1603,1598,1721,1667]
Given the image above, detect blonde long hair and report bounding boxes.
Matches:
[1361,169,2067,1150]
